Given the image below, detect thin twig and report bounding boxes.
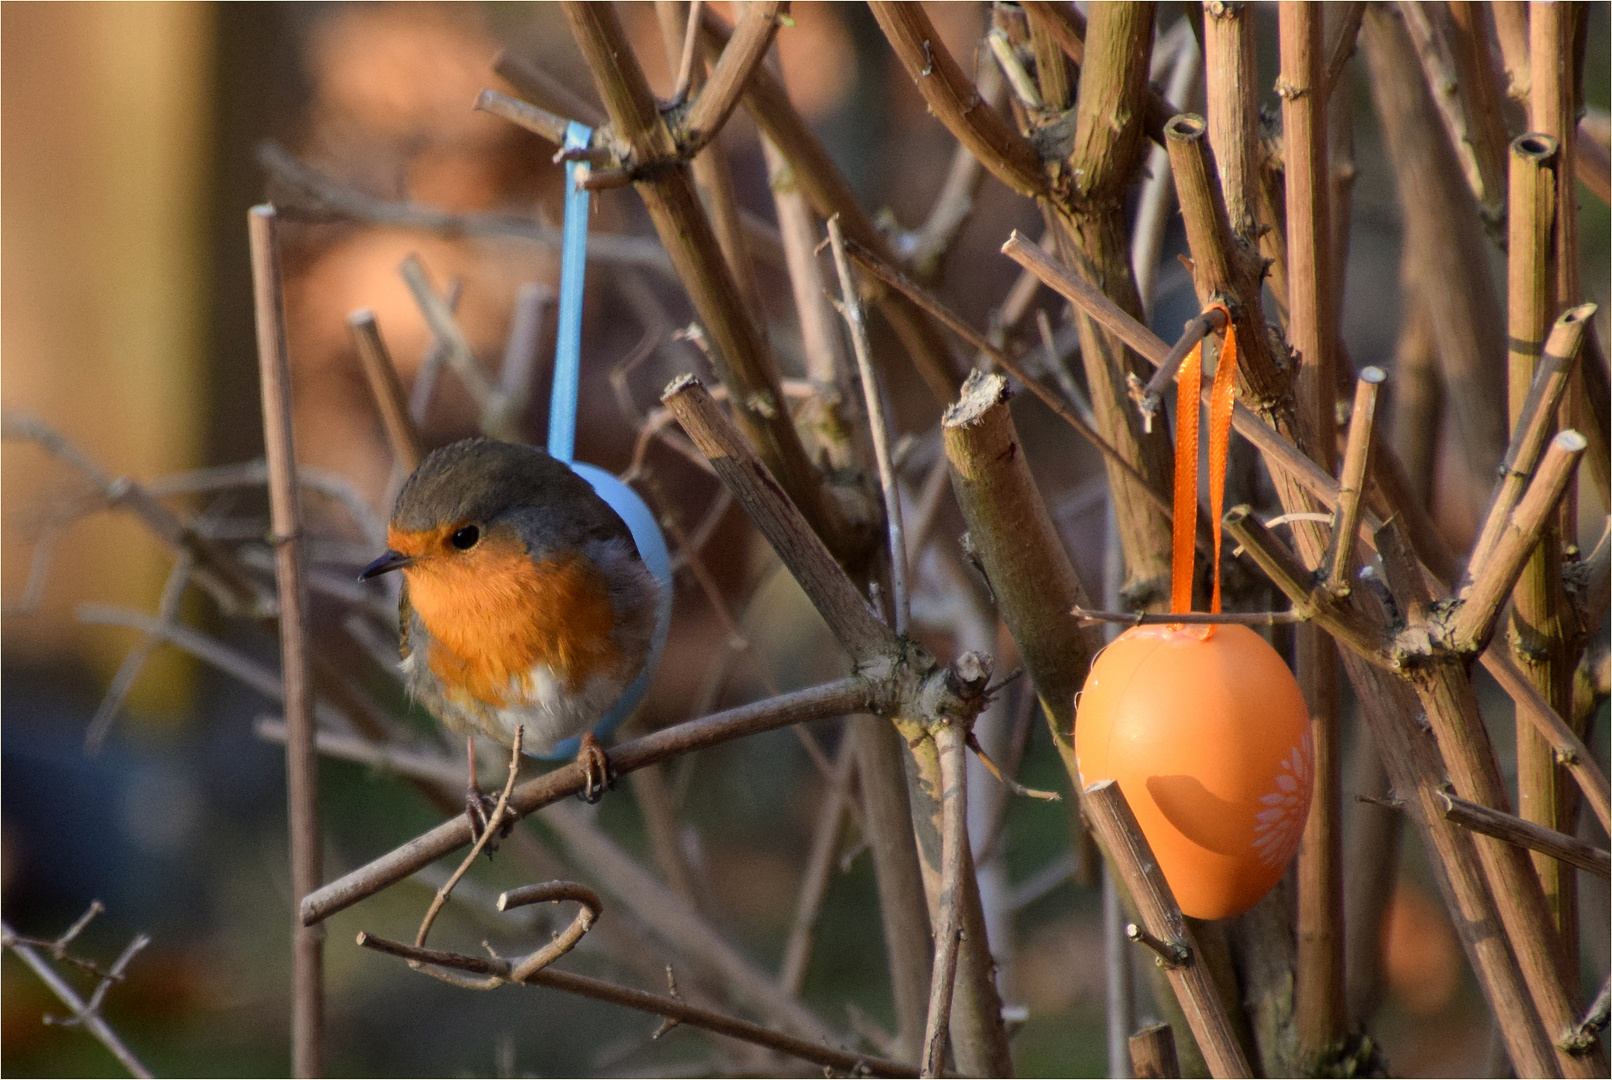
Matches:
[497,282,550,427]
[258,140,670,272]
[398,254,500,424]
[1,921,153,1079]
[667,0,703,106]
[1364,5,1509,505]
[1323,367,1385,594]
[249,204,324,1079]
[842,238,1187,534]
[867,2,1047,201]
[541,798,840,1044]
[695,4,962,402]
[83,554,194,754]
[828,216,909,634]
[492,49,605,126]
[406,276,464,428]
[965,730,1060,801]
[500,881,603,982]
[1447,431,1587,654]
[414,727,523,950]
[1130,308,1229,432]
[900,44,1000,278]
[1437,791,1610,878]
[2,413,268,614]
[920,724,968,1078]
[75,605,347,733]
[1323,3,1368,100]
[348,309,425,473]
[661,376,892,658]
[677,0,782,156]
[1479,646,1612,837]
[777,731,857,996]
[1397,1,1501,215]
[1133,21,1202,316]
[254,716,464,788]
[1071,606,1303,628]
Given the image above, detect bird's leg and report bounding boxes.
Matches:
[464,734,494,842]
[576,732,613,804]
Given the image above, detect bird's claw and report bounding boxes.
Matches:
[576,733,613,804]
[465,786,514,853]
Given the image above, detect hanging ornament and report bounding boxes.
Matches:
[542,121,673,760]
[1074,311,1312,920]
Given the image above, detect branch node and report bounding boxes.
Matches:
[1126,922,1191,968]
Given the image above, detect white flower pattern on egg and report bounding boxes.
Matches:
[1250,732,1314,868]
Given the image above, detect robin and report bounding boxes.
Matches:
[358,438,661,828]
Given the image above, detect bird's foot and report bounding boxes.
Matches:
[465,784,515,853]
[576,732,613,804]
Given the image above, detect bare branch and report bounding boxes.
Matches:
[355,931,921,1077]
[257,140,671,272]
[920,724,968,1078]
[349,309,425,473]
[2,920,153,1079]
[677,0,783,156]
[1438,792,1610,878]
[249,205,324,1077]
[1082,780,1252,1078]
[828,217,909,634]
[301,678,877,925]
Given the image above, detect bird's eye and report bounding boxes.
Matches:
[450,525,481,550]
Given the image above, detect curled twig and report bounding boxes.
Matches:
[415,727,525,951]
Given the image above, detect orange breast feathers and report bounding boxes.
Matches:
[389,524,621,708]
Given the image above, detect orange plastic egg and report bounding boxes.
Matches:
[1074,623,1313,919]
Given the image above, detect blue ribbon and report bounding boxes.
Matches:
[548,121,593,465]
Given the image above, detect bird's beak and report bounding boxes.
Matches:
[359,549,414,581]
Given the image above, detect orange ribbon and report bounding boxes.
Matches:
[1170,306,1238,616]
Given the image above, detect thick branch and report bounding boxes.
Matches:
[661,377,892,660]
[942,370,1098,776]
[1083,781,1251,1078]
[867,2,1049,201]
[1202,2,1260,238]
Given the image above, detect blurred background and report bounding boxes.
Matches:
[2,3,1607,1076]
